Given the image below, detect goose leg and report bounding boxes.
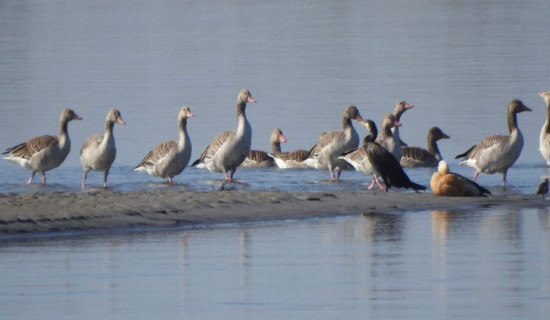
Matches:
[472,171,480,182]
[40,172,46,184]
[103,170,109,188]
[82,169,89,188]
[374,176,385,190]
[336,169,342,180]
[167,176,173,184]
[329,166,336,180]
[27,171,36,184]
[501,170,509,187]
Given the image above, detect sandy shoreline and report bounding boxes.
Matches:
[0,188,546,236]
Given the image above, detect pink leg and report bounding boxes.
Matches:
[27,172,36,184]
[224,171,233,182]
[375,176,385,190]
[82,171,88,188]
[167,177,173,184]
[472,171,480,182]
[330,167,336,180]
[368,176,376,189]
[41,172,46,184]
[336,169,342,181]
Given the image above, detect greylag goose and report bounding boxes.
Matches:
[539,92,550,165]
[375,113,402,160]
[80,108,125,188]
[191,89,256,181]
[455,99,531,186]
[303,105,363,180]
[135,106,194,184]
[2,108,82,184]
[268,149,310,169]
[400,127,450,168]
[339,119,425,192]
[240,128,286,168]
[431,160,491,197]
[392,100,413,146]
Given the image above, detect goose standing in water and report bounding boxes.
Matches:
[375,113,402,161]
[400,127,450,168]
[392,100,414,147]
[455,99,531,186]
[240,128,286,168]
[430,160,491,197]
[539,91,550,165]
[192,89,256,181]
[135,106,194,184]
[80,108,126,188]
[3,109,82,184]
[339,119,425,192]
[303,105,363,180]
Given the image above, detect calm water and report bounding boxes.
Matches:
[1,0,550,193]
[2,1,550,318]
[1,207,550,319]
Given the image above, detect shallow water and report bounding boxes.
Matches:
[1,0,550,194]
[1,207,549,319]
[1,2,550,318]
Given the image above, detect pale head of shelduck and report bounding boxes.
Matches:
[438,160,449,175]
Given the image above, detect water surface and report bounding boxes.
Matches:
[1,0,550,193]
[1,207,549,319]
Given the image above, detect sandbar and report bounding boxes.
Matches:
[0,188,546,236]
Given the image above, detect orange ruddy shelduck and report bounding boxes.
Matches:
[431,161,491,197]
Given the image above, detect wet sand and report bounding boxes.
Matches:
[0,187,546,235]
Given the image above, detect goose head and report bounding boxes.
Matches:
[343,105,364,121]
[509,99,531,115]
[107,108,126,125]
[393,101,414,119]
[429,127,450,141]
[382,113,401,132]
[238,89,256,104]
[61,108,83,122]
[179,106,194,119]
[271,128,287,144]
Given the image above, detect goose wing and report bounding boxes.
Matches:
[308,131,344,157]
[136,140,177,168]
[456,134,509,160]
[192,130,234,165]
[4,135,58,158]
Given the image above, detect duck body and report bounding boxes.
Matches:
[192,89,256,181]
[539,92,550,165]
[400,127,450,168]
[135,106,194,184]
[455,99,531,185]
[3,109,82,184]
[80,109,125,187]
[431,160,491,197]
[303,105,363,180]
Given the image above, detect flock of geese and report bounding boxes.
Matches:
[2,89,550,197]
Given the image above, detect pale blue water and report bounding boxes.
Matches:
[1,0,550,194]
[1,207,549,319]
[1,0,550,318]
